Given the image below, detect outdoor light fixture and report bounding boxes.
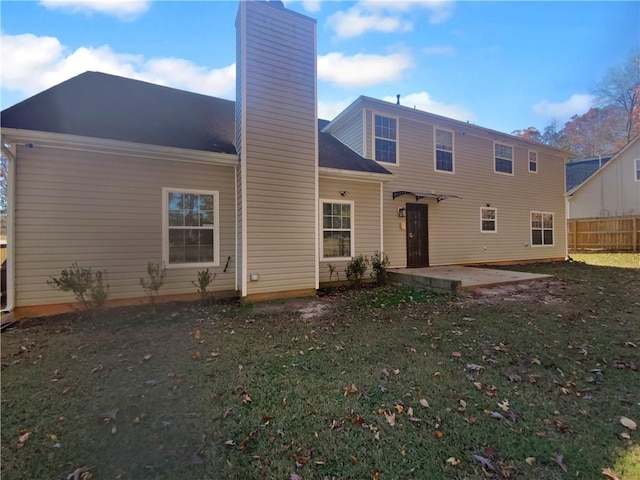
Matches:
[398,207,406,218]
[339,191,348,196]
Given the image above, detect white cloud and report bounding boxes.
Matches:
[383,91,475,122]
[1,33,235,100]
[318,52,412,88]
[318,98,353,121]
[39,0,151,20]
[301,1,322,13]
[328,0,454,39]
[423,44,455,56]
[533,93,594,120]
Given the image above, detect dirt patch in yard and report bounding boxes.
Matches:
[457,278,569,307]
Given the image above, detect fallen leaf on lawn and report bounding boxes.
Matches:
[241,392,252,404]
[143,353,152,361]
[497,399,510,412]
[49,434,59,442]
[133,416,141,424]
[620,416,637,430]
[111,425,117,434]
[407,406,414,416]
[473,454,494,471]
[18,431,30,444]
[224,440,235,446]
[67,466,93,480]
[419,397,430,408]
[145,379,158,386]
[466,363,485,372]
[372,469,380,480]
[525,457,536,466]
[223,406,234,418]
[100,409,118,422]
[350,455,358,464]
[191,351,201,360]
[394,403,404,414]
[62,385,74,395]
[194,329,201,340]
[343,383,358,396]
[457,399,467,412]
[452,351,462,358]
[433,429,443,438]
[620,432,631,440]
[602,467,620,480]
[383,411,396,426]
[552,454,568,472]
[211,351,220,357]
[507,373,522,382]
[446,457,461,466]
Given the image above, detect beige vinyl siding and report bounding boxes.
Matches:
[329,110,365,156]
[318,177,382,283]
[14,146,236,307]
[569,138,640,218]
[354,105,568,266]
[238,1,317,295]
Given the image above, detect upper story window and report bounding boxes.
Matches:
[481,207,497,232]
[374,114,397,164]
[163,188,219,267]
[494,142,514,175]
[635,159,640,181]
[435,128,454,173]
[529,150,538,173]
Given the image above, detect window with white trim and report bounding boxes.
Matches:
[481,207,497,232]
[531,211,553,246]
[374,114,397,164]
[635,159,640,181]
[435,128,454,172]
[494,142,513,175]
[528,150,538,173]
[163,188,219,266]
[321,200,353,259]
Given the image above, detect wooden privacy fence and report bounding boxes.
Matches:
[567,216,640,252]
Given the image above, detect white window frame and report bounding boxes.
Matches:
[530,211,554,247]
[494,141,514,175]
[635,159,640,182]
[373,112,398,165]
[162,188,220,268]
[528,150,538,173]
[434,127,455,174]
[320,199,355,261]
[480,207,497,233]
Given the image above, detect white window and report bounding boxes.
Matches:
[528,150,538,173]
[494,142,514,175]
[635,159,640,181]
[531,211,554,246]
[163,188,219,267]
[481,207,497,232]
[435,128,454,173]
[321,200,354,259]
[374,114,397,164]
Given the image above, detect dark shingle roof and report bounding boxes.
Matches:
[1,71,237,154]
[566,155,614,192]
[1,71,390,176]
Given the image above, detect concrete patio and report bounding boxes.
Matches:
[388,265,552,293]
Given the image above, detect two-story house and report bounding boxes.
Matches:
[0,0,569,318]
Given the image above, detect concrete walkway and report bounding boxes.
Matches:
[388,265,551,293]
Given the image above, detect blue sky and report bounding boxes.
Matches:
[1,0,638,134]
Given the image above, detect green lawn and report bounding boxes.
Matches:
[2,258,639,480]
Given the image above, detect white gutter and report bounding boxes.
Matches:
[1,139,16,314]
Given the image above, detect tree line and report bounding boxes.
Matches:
[512,50,639,157]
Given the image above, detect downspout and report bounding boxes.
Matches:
[1,140,16,314]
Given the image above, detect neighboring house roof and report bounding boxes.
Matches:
[566,154,614,192]
[1,71,391,176]
[567,135,640,196]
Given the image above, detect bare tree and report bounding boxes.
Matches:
[592,50,640,144]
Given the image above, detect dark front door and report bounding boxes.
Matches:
[406,203,428,267]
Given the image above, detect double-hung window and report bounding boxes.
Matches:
[374,114,397,164]
[494,142,513,175]
[322,200,353,259]
[163,188,219,266]
[481,207,497,232]
[531,211,553,246]
[528,150,538,173]
[635,159,640,181]
[435,128,454,173]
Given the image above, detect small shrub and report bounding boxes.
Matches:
[140,262,166,310]
[370,251,390,286]
[47,262,109,315]
[345,254,369,288]
[192,269,216,303]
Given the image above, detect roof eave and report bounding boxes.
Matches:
[0,128,239,167]
[318,166,394,182]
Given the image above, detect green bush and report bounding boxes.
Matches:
[345,254,369,288]
[370,251,390,286]
[47,262,109,315]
